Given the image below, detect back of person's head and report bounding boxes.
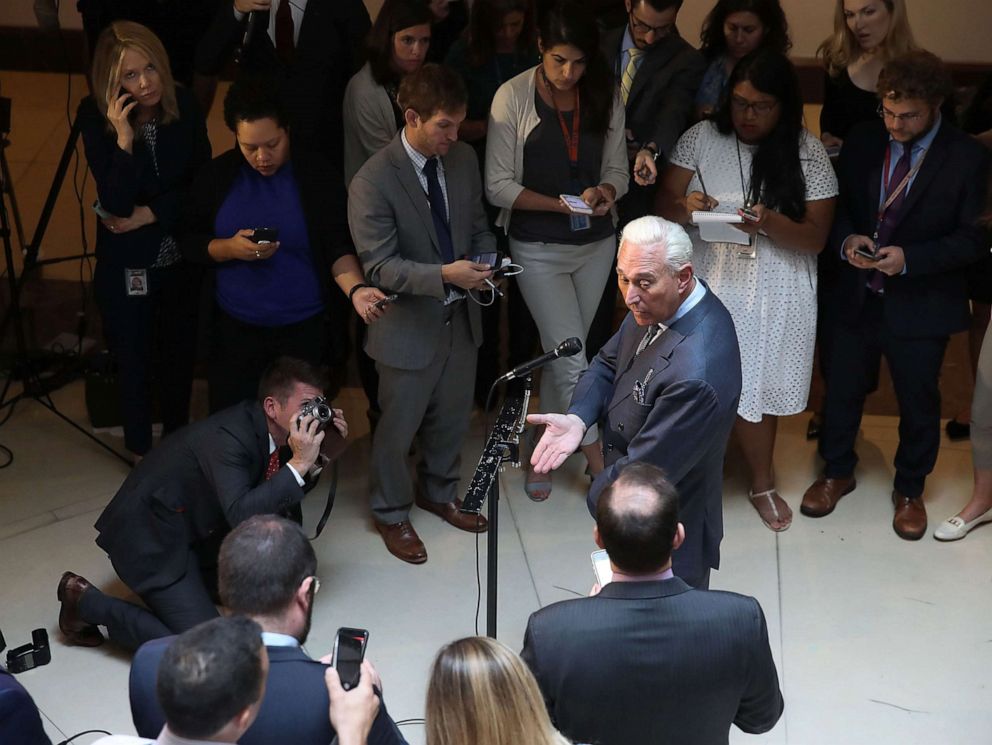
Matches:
[89,21,178,128]
[156,616,266,741]
[619,216,693,274]
[397,63,468,121]
[223,74,291,132]
[538,0,613,134]
[877,50,953,107]
[465,0,536,66]
[257,357,325,404]
[219,515,317,617]
[596,462,679,574]
[426,636,570,745]
[368,0,436,86]
[714,48,806,220]
[818,0,916,77]
[638,0,684,11]
[699,0,791,59]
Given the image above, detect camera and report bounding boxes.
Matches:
[4,629,51,674]
[297,396,332,433]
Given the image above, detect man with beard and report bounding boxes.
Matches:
[128,516,406,745]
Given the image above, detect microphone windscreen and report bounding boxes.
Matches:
[558,337,583,356]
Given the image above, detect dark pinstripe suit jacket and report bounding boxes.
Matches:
[521,577,784,745]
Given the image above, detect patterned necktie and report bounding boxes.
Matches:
[275,0,295,65]
[620,48,643,105]
[636,324,661,356]
[264,449,280,480]
[869,144,914,294]
[423,157,455,264]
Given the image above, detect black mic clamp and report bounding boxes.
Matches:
[496,337,583,384]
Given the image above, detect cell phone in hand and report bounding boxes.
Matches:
[373,293,398,311]
[251,227,278,244]
[469,252,500,268]
[560,194,594,215]
[332,627,369,691]
[854,247,881,262]
[92,199,112,220]
[591,549,613,587]
[738,206,759,223]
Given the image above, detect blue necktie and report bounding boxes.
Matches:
[423,157,455,264]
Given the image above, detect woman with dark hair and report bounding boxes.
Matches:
[425,0,470,63]
[658,50,837,531]
[695,0,791,120]
[80,20,211,461]
[342,0,434,186]
[486,0,629,500]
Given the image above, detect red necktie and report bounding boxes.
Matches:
[869,145,913,294]
[275,0,295,64]
[265,449,280,480]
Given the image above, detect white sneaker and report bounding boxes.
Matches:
[933,508,992,541]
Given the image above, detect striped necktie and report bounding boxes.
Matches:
[636,324,662,356]
[621,48,644,105]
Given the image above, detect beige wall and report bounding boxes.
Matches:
[1,0,990,64]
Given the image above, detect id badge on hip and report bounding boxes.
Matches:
[125,268,148,296]
[569,213,591,232]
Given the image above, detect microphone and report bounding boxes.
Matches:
[496,337,583,384]
[237,11,259,63]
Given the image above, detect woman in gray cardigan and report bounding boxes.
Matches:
[485,1,629,500]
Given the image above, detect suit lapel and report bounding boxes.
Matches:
[609,326,682,412]
[388,138,441,254]
[627,39,676,108]
[893,126,948,223]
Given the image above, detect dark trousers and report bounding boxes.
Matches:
[819,294,949,498]
[209,307,325,413]
[78,549,219,651]
[95,262,200,455]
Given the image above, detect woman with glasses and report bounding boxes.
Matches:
[486,0,628,500]
[657,50,837,532]
[695,0,791,121]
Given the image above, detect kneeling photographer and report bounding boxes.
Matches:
[56,357,347,652]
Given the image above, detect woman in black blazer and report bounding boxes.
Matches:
[80,21,211,460]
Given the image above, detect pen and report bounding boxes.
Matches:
[695,167,711,207]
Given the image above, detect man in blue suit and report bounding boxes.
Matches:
[0,667,50,745]
[530,216,742,588]
[129,515,406,745]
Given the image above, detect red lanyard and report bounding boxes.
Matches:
[542,69,581,166]
[876,142,928,230]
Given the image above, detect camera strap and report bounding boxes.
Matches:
[308,460,338,541]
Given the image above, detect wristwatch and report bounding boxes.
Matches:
[642,144,660,161]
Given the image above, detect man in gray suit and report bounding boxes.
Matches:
[521,462,783,745]
[530,216,741,588]
[348,64,495,564]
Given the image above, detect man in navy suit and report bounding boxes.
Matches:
[0,667,50,745]
[129,515,406,745]
[530,216,741,588]
[802,51,991,539]
[521,462,783,745]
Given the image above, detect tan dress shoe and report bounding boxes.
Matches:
[374,520,428,564]
[892,491,927,540]
[800,476,856,518]
[415,495,489,533]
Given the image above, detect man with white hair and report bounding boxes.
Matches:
[530,216,741,588]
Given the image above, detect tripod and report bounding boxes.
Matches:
[0,98,130,466]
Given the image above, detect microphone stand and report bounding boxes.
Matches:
[461,375,531,638]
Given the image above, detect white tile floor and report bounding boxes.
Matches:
[0,377,989,745]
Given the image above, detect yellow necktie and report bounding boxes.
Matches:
[620,48,643,105]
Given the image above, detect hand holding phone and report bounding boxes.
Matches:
[853,247,881,262]
[373,294,398,311]
[251,227,279,244]
[591,549,613,587]
[559,194,594,215]
[332,627,369,691]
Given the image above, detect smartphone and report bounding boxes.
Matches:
[738,206,759,223]
[469,252,500,268]
[251,227,278,244]
[559,194,594,215]
[373,293,399,310]
[332,627,369,690]
[92,199,112,220]
[854,247,881,262]
[591,549,613,587]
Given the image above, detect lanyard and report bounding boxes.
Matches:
[541,68,581,168]
[875,142,928,236]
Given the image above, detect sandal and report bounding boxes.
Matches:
[525,472,552,502]
[748,488,792,532]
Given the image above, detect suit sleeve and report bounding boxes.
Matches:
[195,3,245,76]
[129,639,170,739]
[568,322,624,426]
[0,673,52,745]
[148,93,212,233]
[520,618,558,724]
[78,97,140,220]
[734,598,785,734]
[348,172,446,299]
[650,48,706,161]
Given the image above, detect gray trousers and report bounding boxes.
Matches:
[370,304,477,523]
[973,321,992,470]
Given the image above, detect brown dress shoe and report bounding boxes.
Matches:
[800,476,856,518]
[57,572,104,647]
[415,495,489,533]
[892,491,927,540]
[374,520,428,564]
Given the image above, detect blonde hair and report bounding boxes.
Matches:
[89,21,179,131]
[817,0,917,78]
[426,637,571,745]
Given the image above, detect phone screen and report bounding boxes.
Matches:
[333,627,368,690]
[560,194,593,214]
[470,252,499,267]
[591,549,613,587]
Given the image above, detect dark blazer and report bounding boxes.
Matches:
[348,135,495,370]
[0,670,51,745]
[600,27,706,161]
[829,119,991,338]
[194,0,370,167]
[78,87,211,268]
[178,147,353,300]
[94,401,308,594]
[569,284,741,580]
[130,637,407,745]
[521,578,783,745]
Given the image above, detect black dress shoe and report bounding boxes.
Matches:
[57,572,104,647]
[945,419,971,441]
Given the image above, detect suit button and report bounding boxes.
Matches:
[607,444,614,452]
[618,422,624,432]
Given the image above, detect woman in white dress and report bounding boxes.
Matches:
[658,49,837,531]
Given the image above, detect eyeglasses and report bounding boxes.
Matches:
[876,104,925,122]
[308,576,321,596]
[629,11,674,38]
[730,96,778,115]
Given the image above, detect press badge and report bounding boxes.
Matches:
[126,268,148,296]
[569,213,591,232]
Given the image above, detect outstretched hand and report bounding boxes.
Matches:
[527,413,586,474]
